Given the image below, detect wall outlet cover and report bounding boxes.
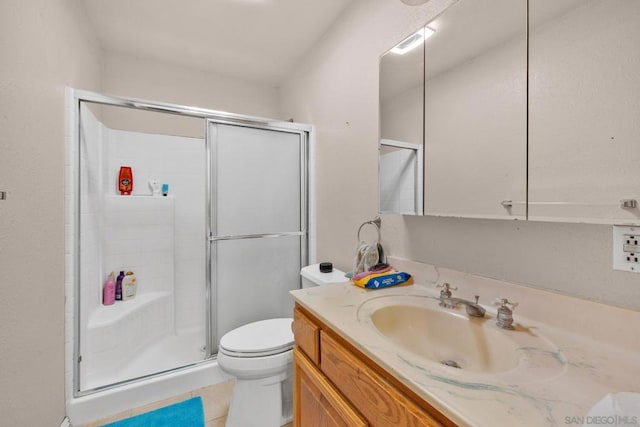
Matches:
[613,225,640,273]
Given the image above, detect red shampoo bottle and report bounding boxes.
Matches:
[118,166,133,195]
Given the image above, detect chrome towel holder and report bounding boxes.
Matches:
[357,216,381,244]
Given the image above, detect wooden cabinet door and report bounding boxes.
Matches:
[406,400,446,427]
[293,307,320,364]
[320,332,444,427]
[294,348,367,427]
[320,332,406,426]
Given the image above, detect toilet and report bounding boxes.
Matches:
[218,263,346,427]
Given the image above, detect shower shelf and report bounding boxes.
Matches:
[88,291,171,329]
[104,194,174,199]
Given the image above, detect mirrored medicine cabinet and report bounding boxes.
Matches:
[379,0,640,225]
[379,26,425,215]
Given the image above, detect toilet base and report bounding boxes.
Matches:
[225,363,293,427]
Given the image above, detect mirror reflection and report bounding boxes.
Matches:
[379,27,425,215]
[379,140,423,214]
[529,0,640,224]
[423,0,527,219]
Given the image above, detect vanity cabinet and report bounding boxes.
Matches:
[292,305,452,427]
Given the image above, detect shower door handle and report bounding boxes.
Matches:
[208,231,305,242]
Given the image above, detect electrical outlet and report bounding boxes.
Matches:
[623,234,640,255]
[613,226,640,272]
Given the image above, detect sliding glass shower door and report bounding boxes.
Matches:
[72,90,310,395]
[207,121,308,352]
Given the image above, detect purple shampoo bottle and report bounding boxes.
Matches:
[115,270,125,301]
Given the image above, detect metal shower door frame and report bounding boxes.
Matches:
[70,89,310,396]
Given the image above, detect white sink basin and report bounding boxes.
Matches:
[357,294,566,381]
[369,302,519,373]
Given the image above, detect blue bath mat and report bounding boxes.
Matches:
[102,396,204,427]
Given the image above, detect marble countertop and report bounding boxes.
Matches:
[290,260,640,427]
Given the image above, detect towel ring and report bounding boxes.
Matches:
[357,216,381,244]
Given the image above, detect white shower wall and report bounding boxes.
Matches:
[77,104,207,391]
[104,128,206,335]
[78,105,105,387]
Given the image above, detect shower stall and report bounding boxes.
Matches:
[66,89,309,418]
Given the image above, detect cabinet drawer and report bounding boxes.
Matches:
[294,348,368,427]
[293,307,320,364]
[320,332,443,427]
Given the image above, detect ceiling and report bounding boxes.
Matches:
[82,0,353,86]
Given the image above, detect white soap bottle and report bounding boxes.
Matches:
[122,271,137,300]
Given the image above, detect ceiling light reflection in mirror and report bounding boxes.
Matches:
[391,27,435,55]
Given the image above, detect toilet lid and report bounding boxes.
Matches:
[219,318,294,357]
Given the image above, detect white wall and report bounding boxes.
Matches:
[529,0,640,223]
[0,1,102,425]
[102,51,283,124]
[279,0,640,311]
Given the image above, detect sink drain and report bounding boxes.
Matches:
[441,359,461,369]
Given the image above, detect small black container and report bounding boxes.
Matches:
[319,262,333,273]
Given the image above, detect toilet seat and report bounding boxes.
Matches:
[219,318,294,358]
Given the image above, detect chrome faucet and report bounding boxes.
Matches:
[436,283,486,318]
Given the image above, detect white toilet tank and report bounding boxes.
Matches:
[300,263,347,288]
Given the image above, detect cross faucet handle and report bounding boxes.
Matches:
[494,298,518,309]
[436,283,457,300]
[494,298,518,330]
[436,282,458,291]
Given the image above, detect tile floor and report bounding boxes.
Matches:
[80,379,294,426]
